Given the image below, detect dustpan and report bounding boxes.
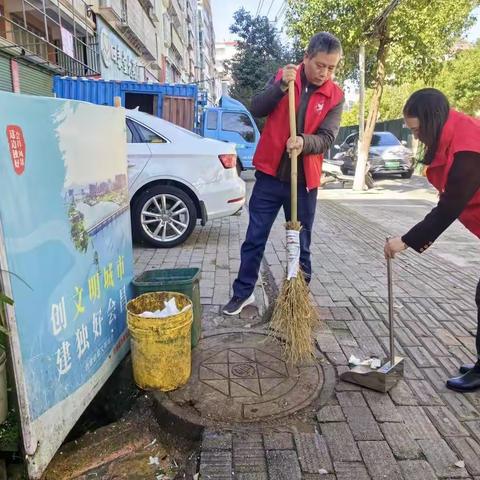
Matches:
[339,254,404,392]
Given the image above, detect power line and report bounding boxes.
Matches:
[265,0,277,18]
[274,1,287,22]
[255,0,265,16]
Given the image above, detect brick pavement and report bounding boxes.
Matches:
[135,177,480,479]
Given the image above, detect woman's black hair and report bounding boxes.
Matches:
[403,88,450,165]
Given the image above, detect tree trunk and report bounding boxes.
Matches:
[353,27,389,190]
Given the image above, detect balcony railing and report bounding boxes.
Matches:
[0,16,99,77]
[118,1,156,60]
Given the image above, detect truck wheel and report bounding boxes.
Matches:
[131,185,197,248]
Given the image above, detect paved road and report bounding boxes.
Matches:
[135,173,480,480]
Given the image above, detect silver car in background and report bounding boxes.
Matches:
[334,131,414,179]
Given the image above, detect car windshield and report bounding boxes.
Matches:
[371,133,401,146]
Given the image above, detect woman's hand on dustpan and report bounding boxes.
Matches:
[384,236,407,259]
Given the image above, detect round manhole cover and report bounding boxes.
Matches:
[153,329,335,428]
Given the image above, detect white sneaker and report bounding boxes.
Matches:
[222,294,255,316]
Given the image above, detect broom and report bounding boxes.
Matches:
[269,79,317,363]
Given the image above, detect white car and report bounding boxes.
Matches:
[126,109,246,248]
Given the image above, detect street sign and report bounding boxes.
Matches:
[0,93,133,478]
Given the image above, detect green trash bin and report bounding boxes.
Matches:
[132,268,202,347]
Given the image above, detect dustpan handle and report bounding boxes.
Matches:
[387,248,395,365]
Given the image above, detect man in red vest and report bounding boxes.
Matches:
[223,32,344,316]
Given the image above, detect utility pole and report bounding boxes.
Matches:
[353,44,366,191]
[352,0,402,191]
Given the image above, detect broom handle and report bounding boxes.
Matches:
[387,252,395,365]
[288,80,298,223]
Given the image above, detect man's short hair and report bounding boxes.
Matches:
[306,32,343,58]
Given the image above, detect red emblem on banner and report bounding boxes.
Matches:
[6,125,26,175]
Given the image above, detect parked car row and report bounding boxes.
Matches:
[333,131,414,179]
[124,110,413,249]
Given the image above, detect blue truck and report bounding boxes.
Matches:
[53,77,260,171]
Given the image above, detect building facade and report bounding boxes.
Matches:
[95,0,161,82]
[0,0,216,97]
[215,40,236,97]
[0,0,99,95]
[197,0,216,103]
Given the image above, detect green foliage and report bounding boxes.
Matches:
[0,271,31,338]
[286,0,477,86]
[341,104,361,127]
[227,8,293,112]
[342,81,427,126]
[0,293,12,337]
[437,41,480,115]
[0,408,20,451]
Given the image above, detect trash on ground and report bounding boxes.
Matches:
[149,456,160,465]
[348,355,382,369]
[455,460,465,468]
[139,297,191,318]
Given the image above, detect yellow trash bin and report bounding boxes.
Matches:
[127,291,193,391]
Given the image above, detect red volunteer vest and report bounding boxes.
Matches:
[253,66,344,190]
[426,109,480,238]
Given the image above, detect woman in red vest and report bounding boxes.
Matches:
[385,88,480,392]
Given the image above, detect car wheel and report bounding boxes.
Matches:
[401,171,413,179]
[132,185,197,248]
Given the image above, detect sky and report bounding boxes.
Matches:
[211,1,480,44]
[211,0,287,42]
[467,7,480,42]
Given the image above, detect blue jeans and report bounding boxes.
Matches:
[232,171,318,299]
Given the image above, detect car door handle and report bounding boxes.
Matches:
[127,162,135,168]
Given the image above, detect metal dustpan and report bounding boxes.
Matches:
[340,255,404,392]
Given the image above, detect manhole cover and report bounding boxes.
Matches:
[153,329,335,428]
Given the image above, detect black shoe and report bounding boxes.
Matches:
[222,294,255,316]
[459,363,476,374]
[446,369,480,392]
